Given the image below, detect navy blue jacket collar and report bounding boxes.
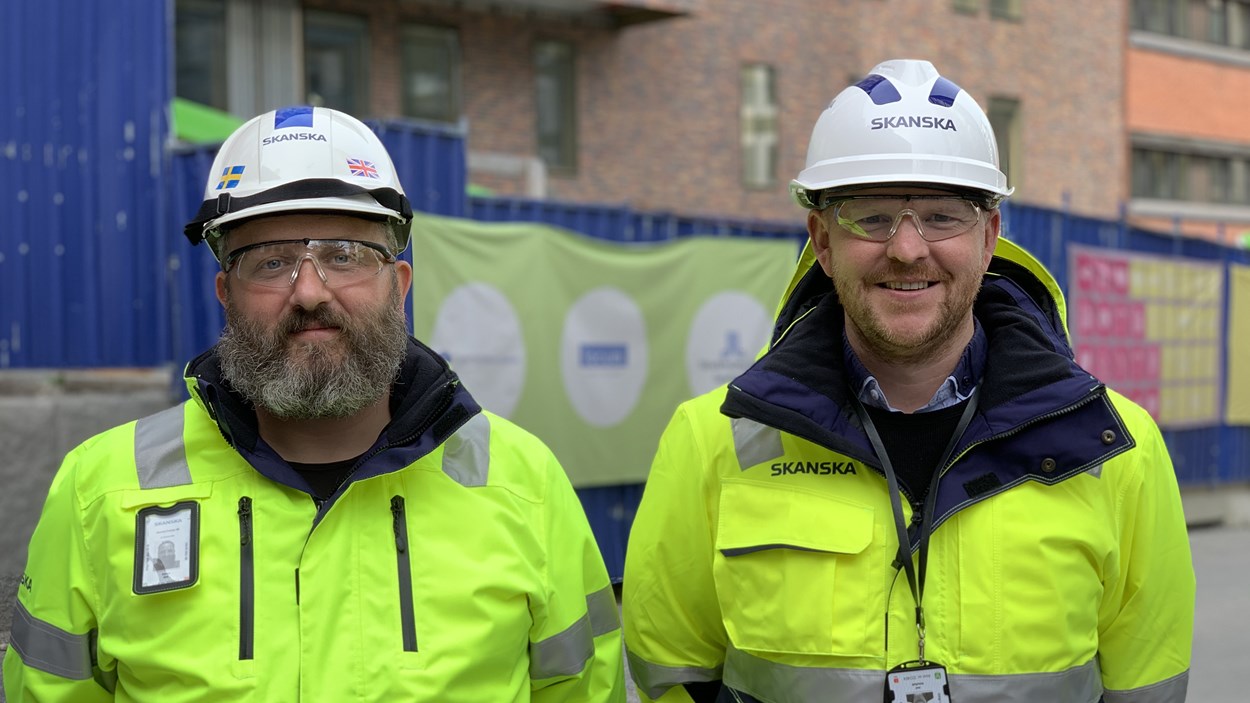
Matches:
[186,337,480,504]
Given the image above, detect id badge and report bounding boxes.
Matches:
[884,661,952,703]
[133,501,200,594]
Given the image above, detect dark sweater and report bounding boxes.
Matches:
[863,398,972,504]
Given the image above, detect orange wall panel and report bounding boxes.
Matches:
[1127,48,1250,144]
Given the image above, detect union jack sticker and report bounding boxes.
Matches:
[347,158,379,179]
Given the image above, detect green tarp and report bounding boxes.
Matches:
[409,213,799,486]
[172,98,244,144]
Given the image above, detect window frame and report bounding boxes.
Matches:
[989,0,1022,20]
[1132,144,1249,205]
[739,62,780,189]
[952,0,981,15]
[174,0,229,110]
[303,9,371,116]
[534,39,578,173]
[1130,0,1250,49]
[400,24,462,124]
[987,96,1022,196]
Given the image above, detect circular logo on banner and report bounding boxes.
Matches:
[430,283,526,418]
[686,291,772,396]
[561,287,648,428]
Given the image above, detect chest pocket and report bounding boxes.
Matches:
[713,478,880,657]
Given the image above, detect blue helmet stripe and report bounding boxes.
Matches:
[274,106,315,129]
[855,74,902,105]
[928,77,962,107]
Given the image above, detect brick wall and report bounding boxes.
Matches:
[300,0,1130,226]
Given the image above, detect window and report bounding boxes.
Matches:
[740,64,779,188]
[989,0,1022,20]
[534,40,577,171]
[987,97,1021,193]
[1132,147,1248,204]
[1133,149,1182,200]
[953,0,980,14]
[1131,0,1250,49]
[1131,0,1186,34]
[402,25,461,123]
[304,11,370,115]
[175,0,228,109]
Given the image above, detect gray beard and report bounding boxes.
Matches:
[217,286,410,420]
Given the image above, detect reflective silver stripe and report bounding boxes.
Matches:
[731,417,784,471]
[947,660,1101,701]
[625,647,722,701]
[441,412,490,487]
[133,404,191,489]
[530,613,592,680]
[9,600,93,680]
[1104,670,1189,703]
[724,646,882,701]
[586,584,620,637]
[727,646,1104,703]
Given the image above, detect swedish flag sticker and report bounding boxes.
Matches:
[216,165,246,190]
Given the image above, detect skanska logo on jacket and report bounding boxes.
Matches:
[770,460,859,476]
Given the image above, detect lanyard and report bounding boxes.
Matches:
[852,387,979,662]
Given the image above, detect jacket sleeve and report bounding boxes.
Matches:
[1097,398,1195,703]
[623,402,727,702]
[3,450,114,702]
[528,451,626,703]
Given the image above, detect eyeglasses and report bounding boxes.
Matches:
[825,195,985,242]
[223,238,396,289]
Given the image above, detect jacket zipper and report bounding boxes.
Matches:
[390,496,418,652]
[238,496,255,660]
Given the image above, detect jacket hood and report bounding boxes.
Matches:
[770,237,1070,354]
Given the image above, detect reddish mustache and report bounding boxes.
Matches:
[870,267,943,283]
[279,310,346,335]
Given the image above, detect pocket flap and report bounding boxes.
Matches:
[121,483,214,510]
[716,478,873,556]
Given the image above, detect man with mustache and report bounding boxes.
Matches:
[623,60,1194,702]
[5,106,625,702]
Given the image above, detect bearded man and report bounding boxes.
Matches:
[5,107,625,702]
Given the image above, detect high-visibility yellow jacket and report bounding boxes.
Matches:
[623,240,1194,703]
[5,339,625,702]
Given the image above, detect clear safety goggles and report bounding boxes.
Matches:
[223,238,396,289]
[823,195,985,242]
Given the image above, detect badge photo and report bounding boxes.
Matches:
[133,501,200,594]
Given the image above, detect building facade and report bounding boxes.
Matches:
[176,0,1250,242]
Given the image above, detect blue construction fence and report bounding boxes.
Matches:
[1000,204,1250,492]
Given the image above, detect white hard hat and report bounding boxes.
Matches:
[184,106,413,254]
[791,59,1013,209]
